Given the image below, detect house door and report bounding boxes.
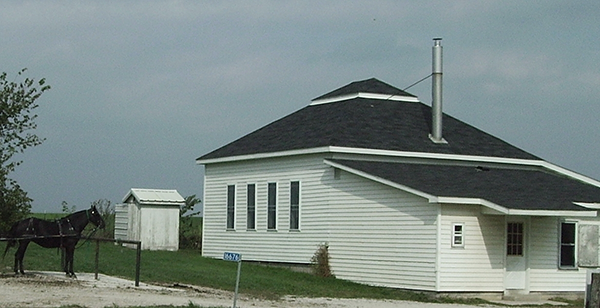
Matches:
[505,220,528,292]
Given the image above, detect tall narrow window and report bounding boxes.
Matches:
[226,185,235,230]
[507,222,523,256]
[290,181,300,230]
[452,223,464,247]
[267,182,277,230]
[247,184,256,230]
[560,222,577,268]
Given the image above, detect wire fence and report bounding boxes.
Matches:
[0,236,142,286]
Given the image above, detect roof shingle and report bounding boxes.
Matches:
[198,78,600,213]
[199,78,539,160]
[330,159,600,211]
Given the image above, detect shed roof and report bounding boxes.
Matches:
[123,188,185,206]
[326,159,600,215]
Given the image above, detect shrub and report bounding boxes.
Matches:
[311,243,334,278]
[179,195,202,249]
[179,216,202,249]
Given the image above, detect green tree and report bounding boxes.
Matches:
[179,194,202,249]
[180,194,201,218]
[90,198,114,238]
[0,68,50,234]
[61,201,76,214]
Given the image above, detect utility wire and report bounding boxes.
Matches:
[403,74,432,91]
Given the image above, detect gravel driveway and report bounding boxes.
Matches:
[0,271,566,308]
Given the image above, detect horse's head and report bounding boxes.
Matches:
[88,205,106,229]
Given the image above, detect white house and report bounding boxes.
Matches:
[196,44,600,298]
[114,188,184,251]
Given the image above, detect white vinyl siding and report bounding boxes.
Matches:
[202,155,331,264]
[438,205,505,292]
[202,154,439,291]
[324,170,438,291]
[528,217,587,292]
[201,153,600,293]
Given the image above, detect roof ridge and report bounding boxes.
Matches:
[311,78,417,103]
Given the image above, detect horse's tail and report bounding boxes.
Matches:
[2,225,19,260]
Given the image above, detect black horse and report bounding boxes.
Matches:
[3,205,105,277]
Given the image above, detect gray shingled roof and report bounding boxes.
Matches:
[198,78,600,212]
[312,77,417,101]
[198,78,539,160]
[329,159,600,212]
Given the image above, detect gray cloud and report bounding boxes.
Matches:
[2,1,599,211]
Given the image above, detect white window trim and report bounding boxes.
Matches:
[452,223,465,248]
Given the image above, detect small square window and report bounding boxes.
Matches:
[452,223,464,247]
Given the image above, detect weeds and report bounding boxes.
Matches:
[311,243,333,278]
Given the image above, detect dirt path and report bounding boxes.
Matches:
[0,271,556,308]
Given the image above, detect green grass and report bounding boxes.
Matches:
[2,240,473,304]
[31,212,65,220]
[2,242,583,308]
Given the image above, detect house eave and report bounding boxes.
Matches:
[196,146,333,165]
[197,146,600,188]
[436,197,508,214]
[506,209,597,217]
[574,202,600,210]
[480,206,596,217]
[197,146,542,165]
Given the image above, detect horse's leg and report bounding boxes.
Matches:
[64,246,76,278]
[60,247,66,274]
[61,247,69,276]
[14,240,30,275]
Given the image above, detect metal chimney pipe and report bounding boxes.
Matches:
[431,38,444,143]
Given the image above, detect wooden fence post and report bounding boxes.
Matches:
[95,239,100,280]
[135,242,141,287]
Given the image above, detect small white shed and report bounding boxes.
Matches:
[114,188,184,251]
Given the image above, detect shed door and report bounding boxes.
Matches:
[505,220,528,291]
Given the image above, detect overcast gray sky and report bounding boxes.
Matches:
[3,1,599,213]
